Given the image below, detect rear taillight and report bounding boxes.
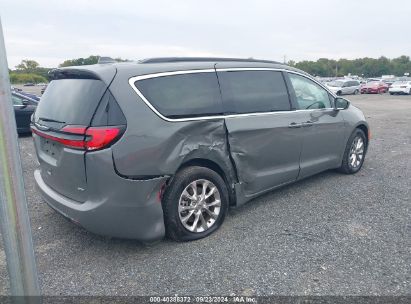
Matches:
[31,125,124,151]
[85,127,121,151]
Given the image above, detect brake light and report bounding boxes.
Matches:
[85,127,121,151]
[31,125,123,151]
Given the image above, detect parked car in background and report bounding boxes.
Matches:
[31,57,369,242]
[23,82,35,86]
[18,91,40,102]
[361,81,389,94]
[389,81,411,95]
[11,86,22,92]
[12,92,37,133]
[11,86,40,102]
[382,78,397,88]
[326,79,360,95]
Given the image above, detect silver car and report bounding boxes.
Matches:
[326,79,361,95]
[32,57,369,242]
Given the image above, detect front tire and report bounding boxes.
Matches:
[338,129,367,174]
[162,166,229,241]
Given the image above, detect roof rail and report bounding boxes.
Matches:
[139,57,282,64]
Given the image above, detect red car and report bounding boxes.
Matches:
[360,81,389,94]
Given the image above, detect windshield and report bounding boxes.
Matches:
[327,81,344,87]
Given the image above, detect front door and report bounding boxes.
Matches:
[286,72,346,178]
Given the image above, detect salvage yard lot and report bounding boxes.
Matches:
[1,93,410,296]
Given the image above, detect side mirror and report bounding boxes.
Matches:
[335,97,350,110]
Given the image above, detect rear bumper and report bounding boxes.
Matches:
[34,149,169,241]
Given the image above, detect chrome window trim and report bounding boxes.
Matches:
[128,68,337,122]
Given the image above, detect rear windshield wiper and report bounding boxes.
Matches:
[38,117,66,124]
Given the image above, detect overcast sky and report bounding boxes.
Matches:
[2,0,411,68]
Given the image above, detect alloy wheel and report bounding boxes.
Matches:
[349,136,365,169]
[178,179,221,233]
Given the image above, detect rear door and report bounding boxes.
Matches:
[32,70,115,202]
[286,72,346,178]
[217,68,304,196]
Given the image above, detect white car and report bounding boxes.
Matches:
[389,81,411,95]
[326,79,361,95]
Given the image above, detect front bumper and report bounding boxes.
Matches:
[34,149,168,241]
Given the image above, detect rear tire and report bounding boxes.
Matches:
[162,166,229,241]
[338,129,367,174]
[354,89,359,95]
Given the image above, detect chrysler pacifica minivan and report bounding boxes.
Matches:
[32,57,369,241]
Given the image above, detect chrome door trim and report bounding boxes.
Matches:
[128,68,337,123]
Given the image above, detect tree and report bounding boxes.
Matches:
[59,55,100,67]
[291,56,411,77]
[15,59,40,72]
[59,55,130,67]
[9,72,47,84]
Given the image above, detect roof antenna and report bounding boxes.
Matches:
[98,56,116,64]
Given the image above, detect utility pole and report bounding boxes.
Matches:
[0,17,41,301]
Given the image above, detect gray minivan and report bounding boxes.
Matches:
[32,57,369,241]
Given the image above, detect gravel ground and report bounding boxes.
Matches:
[0,93,410,296]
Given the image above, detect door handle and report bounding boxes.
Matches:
[288,122,302,128]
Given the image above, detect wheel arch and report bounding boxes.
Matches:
[355,123,370,154]
[172,158,237,206]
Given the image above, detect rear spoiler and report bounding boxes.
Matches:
[48,69,100,80]
[48,64,117,85]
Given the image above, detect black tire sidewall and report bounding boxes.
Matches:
[341,129,367,174]
[163,166,229,241]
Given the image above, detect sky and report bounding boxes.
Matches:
[1,0,411,68]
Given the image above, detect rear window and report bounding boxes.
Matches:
[217,71,291,114]
[135,73,223,118]
[35,79,107,125]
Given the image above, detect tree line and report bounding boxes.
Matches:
[289,56,411,77]
[8,55,411,84]
[9,56,128,84]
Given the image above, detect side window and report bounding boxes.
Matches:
[217,70,291,114]
[135,72,222,118]
[12,95,24,106]
[288,73,332,110]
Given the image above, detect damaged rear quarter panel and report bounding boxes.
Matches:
[108,75,235,184]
